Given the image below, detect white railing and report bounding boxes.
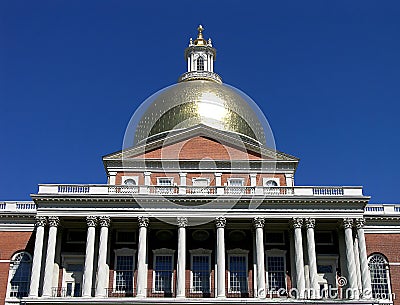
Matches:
[38,184,365,197]
[0,201,36,212]
[364,204,400,215]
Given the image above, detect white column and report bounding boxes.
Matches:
[42,217,60,297]
[176,217,187,298]
[136,216,149,298]
[83,216,97,297]
[249,174,257,187]
[216,217,226,298]
[253,217,266,298]
[144,172,151,185]
[305,218,319,299]
[29,216,47,297]
[215,173,222,186]
[95,216,110,297]
[355,218,372,299]
[353,234,362,293]
[343,218,359,299]
[292,218,305,299]
[252,230,258,297]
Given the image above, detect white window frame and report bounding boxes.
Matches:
[113,248,136,293]
[157,177,174,186]
[121,176,139,186]
[192,177,210,186]
[368,253,392,300]
[6,251,32,299]
[152,248,175,293]
[227,178,245,187]
[265,249,287,292]
[189,248,212,293]
[227,248,249,293]
[262,178,280,187]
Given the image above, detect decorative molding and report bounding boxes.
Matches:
[355,218,365,229]
[47,216,60,227]
[291,217,303,229]
[305,218,315,229]
[215,217,226,228]
[189,248,212,255]
[137,216,149,228]
[342,218,354,229]
[99,216,111,227]
[35,216,47,227]
[86,216,97,227]
[253,217,265,229]
[152,248,175,255]
[227,248,249,255]
[177,217,188,228]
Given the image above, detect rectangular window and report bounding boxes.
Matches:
[156,178,175,194]
[266,256,286,291]
[154,255,173,293]
[115,255,134,292]
[191,255,210,292]
[157,178,173,186]
[229,255,247,293]
[227,178,245,195]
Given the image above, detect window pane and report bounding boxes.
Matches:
[369,255,390,299]
[115,255,134,292]
[192,255,210,292]
[154,255,173,292]
[9,252,32,298]
[229,255,247,292]
[267,256,285,290]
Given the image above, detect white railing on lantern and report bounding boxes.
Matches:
[38,184,365,197]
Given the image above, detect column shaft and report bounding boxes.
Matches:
[254,217,266,298]
[356,219,372,299]
[216,217,226,298]
[292,218,305,299]
[29,217,47,297]
[305,218,319,299]
[83,216,97,297]
[176,217,187,297]
[95,217,110,297]
[136,216,149,298]
[343,218,359,299]
[42,217,60,297]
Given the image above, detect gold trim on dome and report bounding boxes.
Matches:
[194,24,207,46]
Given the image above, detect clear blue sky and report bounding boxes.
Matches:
[1,1,399,202]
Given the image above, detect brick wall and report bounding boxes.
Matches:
[366,233,400,305]
[0,231,35,301]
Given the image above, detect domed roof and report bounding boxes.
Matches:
[133,80,267,145]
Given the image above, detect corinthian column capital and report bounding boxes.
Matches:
[35,216,47,227]
[305,218,315,229]
[215,217,226,228]
[355,218,365,229]
[253,217,265,229]
[138,216,149,228]
[98,216,111,227]
[48,216,60,227]
[342,218,354,229]
[291,217,303,229]
[86,216,97,227]
[177,217,188,228]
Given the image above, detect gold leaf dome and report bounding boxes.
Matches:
[133,80,267,145]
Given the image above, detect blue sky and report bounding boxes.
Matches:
[1,1,399,202]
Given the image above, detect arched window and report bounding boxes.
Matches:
[197,57,204,71]
[368,253,391,299]
[7,252,32,298]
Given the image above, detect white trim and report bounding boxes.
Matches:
[265,249,287,292]
[227,178,245,187]
[227,249,249,293]
[156,177,174,186]
[192,177,210,186]
[113,248,137,293]
[189,249,212,293]
[152,249,175,293]
[263,178,280,187]
[6,251,32,300]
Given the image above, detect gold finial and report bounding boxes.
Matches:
[194,24,207,46]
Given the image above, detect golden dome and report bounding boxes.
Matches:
[134,80,267,145]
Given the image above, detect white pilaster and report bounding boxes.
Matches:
[215,173,222,186]
[179,173,187,194]
[343,218,359,299]
[42,216,60,297]
[29,216,47,297]
[305,218,319,299]
[83,216,97,297]
[108,172,117,185]
[292,218,305,299]
[285,173,294,187]
[136,216,149,298]
[215,217,226,298]
[249,174,257,187]
[176,217,187,298]
[253,217,266,298]
[355,219,372,299]
[95,216,110,297]
[144,172,151,185]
